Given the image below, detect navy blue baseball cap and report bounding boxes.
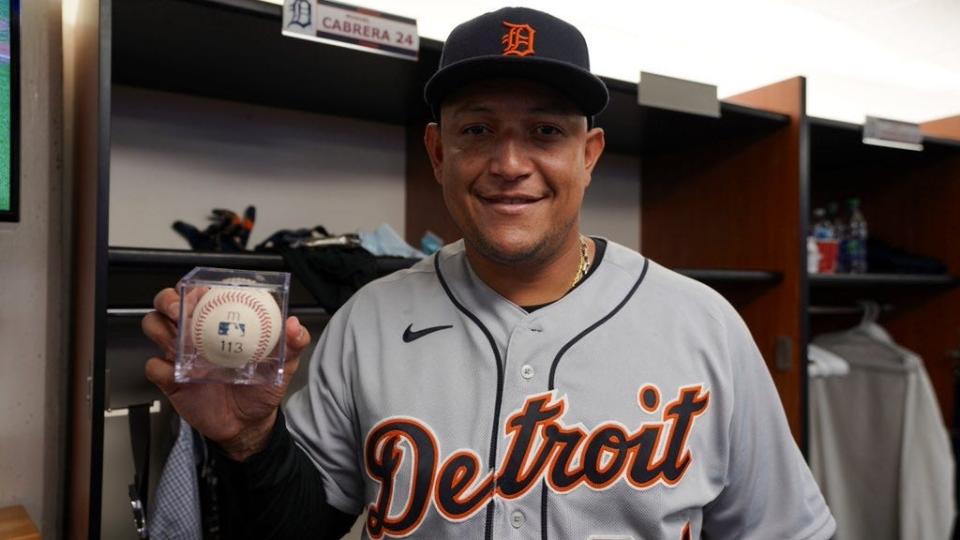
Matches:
[424,7,609,121]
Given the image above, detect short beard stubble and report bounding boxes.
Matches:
[461,210,580,269]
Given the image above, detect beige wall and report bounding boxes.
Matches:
[582,151,641,251]
[109,87,407,250]
[0,0,65,536]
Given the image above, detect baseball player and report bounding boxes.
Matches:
[143,7,835,539]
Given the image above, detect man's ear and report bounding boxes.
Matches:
[424,122,443,184]
[582,127,605,186]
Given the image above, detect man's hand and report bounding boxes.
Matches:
[142,286,312,461]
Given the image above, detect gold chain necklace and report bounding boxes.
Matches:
[570,236,590,289]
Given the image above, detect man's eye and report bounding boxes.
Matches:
[535,125,563,137]
[462,125,489,136]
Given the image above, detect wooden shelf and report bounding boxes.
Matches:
[601,80,789,153]
[108,247,419,308]
[113,0,439,125]
[810,116,960,172]
[677,268,783,285]
[0,505,40,540]
[111,246,285,269]
[809,272,958,288]
[109,246,418,273]
[925,135,960,151]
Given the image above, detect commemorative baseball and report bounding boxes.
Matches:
[191,282,283,368]
[175,268,290,384]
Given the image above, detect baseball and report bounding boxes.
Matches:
[190,282,283,368]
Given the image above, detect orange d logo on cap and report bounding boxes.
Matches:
[501,21,536,56]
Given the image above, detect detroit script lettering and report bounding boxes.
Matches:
[363,384,710,539]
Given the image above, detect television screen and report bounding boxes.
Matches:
[0,0,17,222]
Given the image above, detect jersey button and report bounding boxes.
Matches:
[510,511,525,529]
[521,364,535,380]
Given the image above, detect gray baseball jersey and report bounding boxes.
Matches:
[285,239,835,540]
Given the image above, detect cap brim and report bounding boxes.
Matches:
[424,55,609,120]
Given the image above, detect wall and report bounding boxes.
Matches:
[582,151,641,251]
[109,87,407,249]
[0,0,64,536]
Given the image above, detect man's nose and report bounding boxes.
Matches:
[488,135,532,182]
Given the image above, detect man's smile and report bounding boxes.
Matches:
[476,192,547,215]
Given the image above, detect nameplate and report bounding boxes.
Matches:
[638,71,719,118]
[283,0,419,61]
[863,116,923,151]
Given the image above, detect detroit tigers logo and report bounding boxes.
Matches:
[287,0,312,28]
[501,21,536,56]
[363,384,710,539]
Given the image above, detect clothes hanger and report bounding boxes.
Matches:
[857,300,878,326]
[852,300,924,370]
[808,343,850,377]
[808,343,827,378]
[855,299,894,342]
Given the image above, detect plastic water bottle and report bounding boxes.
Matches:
[846,198,868,274]
[827,202,847,273]
[812,208,834,240]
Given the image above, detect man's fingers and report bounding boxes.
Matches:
[152,285,210,324]
[153,288,181,321]
[145,356,180,396]
[142,311,178,357]
[284,316,311,358]
[279,317,309,384]
[182,285,209,319]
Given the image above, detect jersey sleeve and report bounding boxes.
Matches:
[702,302,836,540]
[284,300,366,515]
[209,409,358,539]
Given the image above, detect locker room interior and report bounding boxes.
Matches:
[3,0,960,538]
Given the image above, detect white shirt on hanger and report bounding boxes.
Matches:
[809,324,955,540]
[860,321,956,540]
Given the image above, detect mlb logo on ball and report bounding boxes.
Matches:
[218,321,246,337]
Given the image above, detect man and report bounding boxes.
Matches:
[143,7,835,539]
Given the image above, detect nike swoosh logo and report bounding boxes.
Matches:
[402,323,453,343]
